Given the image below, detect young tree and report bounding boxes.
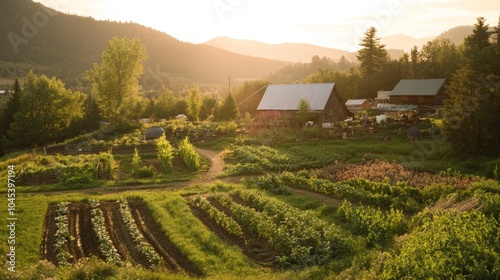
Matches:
[6,71,85,148]
[200,95,218,120]
[187,85,202,121]
[215,93,239,121]
[86,36,147,127]
[297,98,314,125]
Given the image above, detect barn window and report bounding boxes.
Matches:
[418,96,424,103]
[329,109,334,115]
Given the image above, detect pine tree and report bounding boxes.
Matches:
[443,18,500,156]
[357,27,388,76]
[215,93,239,121]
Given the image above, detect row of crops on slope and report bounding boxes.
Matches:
[222,144,344,176]
[187,189,355,267]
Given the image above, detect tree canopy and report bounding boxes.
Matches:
[443,17,500,156]
[86,36,147,127]
[5,71,85,148]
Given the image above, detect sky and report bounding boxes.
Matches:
[36,0,500,51]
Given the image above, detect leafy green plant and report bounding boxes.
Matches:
[155,134,174,172]
[188,196,244,239]
[383,210,500,279]
[338,201,407,247]
[90,200,122,266]
[178,137,201,171]
[54,202,72,265]
[117,198,160,267]
[95,150,116,180]
[212,190,353,267]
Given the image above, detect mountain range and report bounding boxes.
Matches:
[0,0,476,90]
[204,26,474,63]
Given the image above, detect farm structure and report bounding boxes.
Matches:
[389,79,447,107]
[256,83,350,126]
[345,99,371,114]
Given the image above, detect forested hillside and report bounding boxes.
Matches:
[0,0,288,89]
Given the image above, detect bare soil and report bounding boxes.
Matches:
[40,201,200,275]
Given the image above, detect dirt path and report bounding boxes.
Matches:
[289,187,344,207]
[30,148,226,196]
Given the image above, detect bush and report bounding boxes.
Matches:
[155,134,174,172]
[134,165,155,178]
[178,137,201,171]
[95,150,116,180]
[256,174,290,194]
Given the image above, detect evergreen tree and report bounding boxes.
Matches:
[215,93,239,121]
[357,27,388,98]
[443,18,500,156]
[357,27,388,76]
[0,78,21,137]
[0,78,22,155]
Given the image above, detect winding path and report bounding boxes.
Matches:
[28,148,343,208]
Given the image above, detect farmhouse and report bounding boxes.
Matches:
[390,79,447,107]
[256,83,350,125]
[345,99,371,114]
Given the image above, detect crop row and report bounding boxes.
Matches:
[338,201,407,246]
[54,202,72,265]
[211,190,352,267]
[188,196,244,239]
[225,145,344,175]
[89,199,122,266]
[117,198,161,267]
[268,172,423,213]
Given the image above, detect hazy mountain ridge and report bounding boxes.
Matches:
[204,26,475,63]
[0,0,288,89]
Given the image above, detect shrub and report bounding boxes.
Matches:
[155,134,174,172]
[255,174,290,194]
[134,165,155,178]
[95,150,116,180]
[178,137,201,171]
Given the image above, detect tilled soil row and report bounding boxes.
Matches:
[40,201,199,275]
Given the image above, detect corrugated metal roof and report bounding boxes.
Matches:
[257,83,335,111]
[391,79,446,96]
[345,99,368,106]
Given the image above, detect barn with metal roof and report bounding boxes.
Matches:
[390,79,447,106]
[256,83,350,124]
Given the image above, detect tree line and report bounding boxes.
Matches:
[0,36,239,156]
